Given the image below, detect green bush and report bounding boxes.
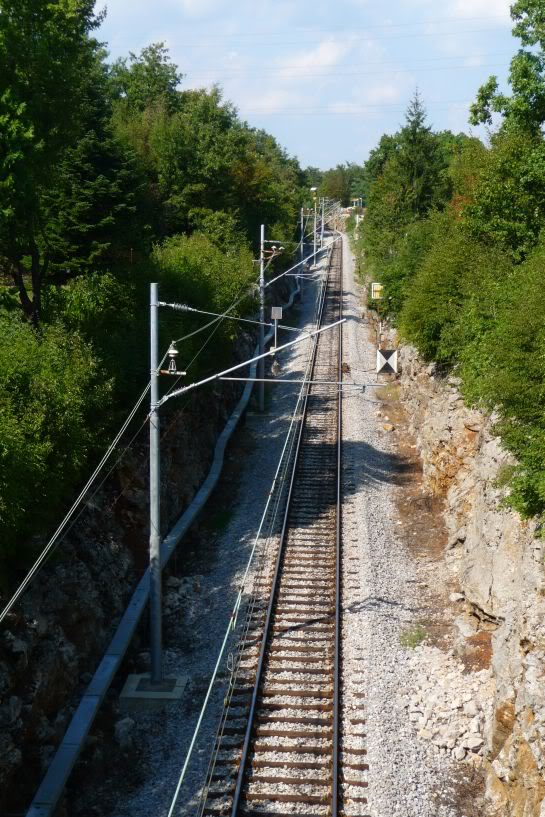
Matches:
[458,241,545,515]
[43,270,148,400]
[0,314,111,565]
[379,215,442,316]
[152,231,256,373]
[398,221,512,362]
[463,129,545,262]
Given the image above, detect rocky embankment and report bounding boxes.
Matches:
[0,330,255,814]
[400,345,545,817]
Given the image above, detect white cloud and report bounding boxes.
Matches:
[275,39,354,74]
[178,0,226,17]
[446,101,472,132]
[464,54,486,68]
[363,81,402,104]
[237,88,309,114]
[449,0,510,22]
[402,0,511,23]
[329,101,363,114]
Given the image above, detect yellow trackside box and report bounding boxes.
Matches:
[371,283,384,300]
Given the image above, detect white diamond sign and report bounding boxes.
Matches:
[376,349,398,374]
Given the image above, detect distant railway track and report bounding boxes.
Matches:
[197,239,368,817]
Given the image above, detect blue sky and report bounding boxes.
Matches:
[96,0,515,170]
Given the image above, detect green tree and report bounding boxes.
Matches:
[0,0,105,323]
[398,219,512,362]
[361,134,400,203]
[318,164,352,205]
[360,93,452,292]
[463,128,545,261]
[302,166,324,193]
[109,42,183,114]
[470,0,545,132]
[0,314,111,561]
[396,91,451,217]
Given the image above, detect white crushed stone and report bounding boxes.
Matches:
[340,233,458,817]
[100,260,330,817]
[94,236,462,817]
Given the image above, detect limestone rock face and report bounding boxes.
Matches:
[400,344,545,816]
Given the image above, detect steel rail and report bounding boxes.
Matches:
[195,257,333,817]
[332,238,343,816]
[228,238,334,817]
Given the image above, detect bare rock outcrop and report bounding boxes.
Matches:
[400,344,545,816]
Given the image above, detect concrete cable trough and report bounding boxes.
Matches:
[26,277,304,817]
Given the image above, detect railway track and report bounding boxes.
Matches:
[198,240,368,817]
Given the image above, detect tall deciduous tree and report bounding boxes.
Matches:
[109,42,183,113]
[318,165,352,204]
[0,0,137,323]
[470,0,545,132]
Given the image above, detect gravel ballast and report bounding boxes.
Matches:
[98,256,330,817]
[91,235,459,817]
[340,233,457,816]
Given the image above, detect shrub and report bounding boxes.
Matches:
[379,214,443,317]
[459,240,545,515]
[0,313,111,566]
[152,231,256,372]
[399,624,426,649]
[398,221,512,362]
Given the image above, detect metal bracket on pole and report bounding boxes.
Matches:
[158,319,346,408]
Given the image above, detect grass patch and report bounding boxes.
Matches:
[375,383,401,402]
[399,624,426,649]
[493,463,516,490]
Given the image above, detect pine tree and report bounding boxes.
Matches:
[397,90,449,216]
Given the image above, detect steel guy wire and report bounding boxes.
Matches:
[186,60,511,82]
[0,378,151,625]
[0,342,182,625]
[165,26,513,49]
[0,221,335,624]
[188,50,512,75]
[162,304,300,333]
[172,16,508,40]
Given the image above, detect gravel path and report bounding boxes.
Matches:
[98,235,458,817]
[340,232,457,816]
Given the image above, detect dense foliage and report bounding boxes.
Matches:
[356,1,545,518]
[0,1,306,571]
[302,163,365,206]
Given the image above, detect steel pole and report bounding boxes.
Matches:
[259,224,265,412]
[320,198,325,248]
[149,283,162,685]
[313,198,317,262]
[300,206,304,301]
